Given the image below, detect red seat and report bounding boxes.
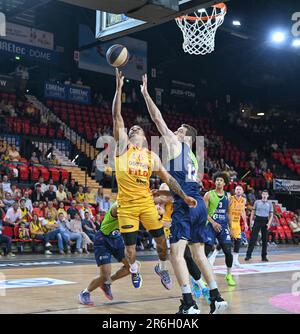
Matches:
[29,166,40,181]
[60,169,69,182]
[19,166,29,181]
[49,168,60,182]
[40,167,50,182]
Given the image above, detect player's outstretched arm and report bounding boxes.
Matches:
[140,74,178,140]
[112,68,128,154]
[153,153,197,208]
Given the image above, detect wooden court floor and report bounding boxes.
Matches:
[0,251,299,314]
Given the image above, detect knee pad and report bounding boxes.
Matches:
[205,243,213,257]
[149,227,165,238]
[122,231,138,246]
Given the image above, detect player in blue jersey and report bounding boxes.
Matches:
[141,74,228,314]
[204,172,236,286]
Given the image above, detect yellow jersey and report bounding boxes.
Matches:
[229,196,246,227]
[115,144,154,204]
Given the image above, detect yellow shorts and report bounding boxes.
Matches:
[231,224,241,239]
[118,200,163,233]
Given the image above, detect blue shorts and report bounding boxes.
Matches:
[94,231,125,266]
[205,222,232,246]
[170,196,208,244]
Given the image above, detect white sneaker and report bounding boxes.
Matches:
[7,253,16,257]
[233,262,243,269]
[45,242,52,247]
[210,300,228,314]
[45,250,52,255]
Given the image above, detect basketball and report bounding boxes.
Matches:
[106,44,129,68]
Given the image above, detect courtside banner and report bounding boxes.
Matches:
[3,22,54,50]
[44,81,91,104]
[0,75,14,92]
[273,178,300,193]
[170,80,196,99]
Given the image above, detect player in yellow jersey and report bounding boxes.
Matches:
[112,69,197,290]
[229,185,248,268]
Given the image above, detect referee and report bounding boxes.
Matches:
[245,190,274,262]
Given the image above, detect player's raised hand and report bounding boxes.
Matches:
[140,74,148,96]
[184,196,197,208]
[115,68,124,90]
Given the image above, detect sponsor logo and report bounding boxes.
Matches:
[121,225,134,229]
[0,277,75,289]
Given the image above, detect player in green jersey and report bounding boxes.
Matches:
[78,202,130,305]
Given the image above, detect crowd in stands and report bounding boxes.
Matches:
[0,172,114,256]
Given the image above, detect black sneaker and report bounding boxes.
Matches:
[176,299,200,314]
[262,257,269,262]
[244,256,251,261]
[209,296,228,314]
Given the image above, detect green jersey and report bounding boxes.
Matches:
[100,206,119,236]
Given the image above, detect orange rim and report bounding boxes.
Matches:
[176,2,227,21]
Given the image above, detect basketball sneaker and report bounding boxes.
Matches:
[209,296,228,314]
[225,273,236,286]
[176,300,200,314]
[131,261,142,289]
[78,290,94,306]
[154,264,172,290]
[100,283,113,300]
[191,277,201,299]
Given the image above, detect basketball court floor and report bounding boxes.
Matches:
[0,246,299,314]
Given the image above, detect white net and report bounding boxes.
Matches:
[175,3,227,55]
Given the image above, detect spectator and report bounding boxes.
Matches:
[11,184,22,200]
[23,191,33,213]
[2,175,12,194]
[94,213,102,230]
[260,159,268,172]
[76,77,83,85]
[81,211,96,242]
[35,177,47,194]
[289,216,300,244]
[41,212,65,255]
[67,179,78,197]
[57,202,67,218]
[19,198,32,223]
[8,145,20,162]
[25,104,35,117]
[4,201,22,227]
[64,77,71,85]
[79,201,94,220]
[0,220,15,257]
[46,179,57,192]
[99,195,111,214]
[32,201,45,218]
[44,185,57,202]
[30,152,40,164]
[31,184,45,203]
[94,187,103,206]
[229,166,238,181]
[56,212,82,254]
[45,201,58,220]
[263,169,273,190]
[29,214,53,255]
[67,200,79,219]
[85,187,96,205]
[247,189,256,203]
[75,186,85,204]
[69,212,93,254]
[51,154,59,166]
[271,141,278,152]
[62,179,68,192]
[56,184,68,203]
[3,192,15,209]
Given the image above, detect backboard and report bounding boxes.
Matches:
[95,0,223,41]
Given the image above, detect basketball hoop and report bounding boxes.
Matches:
[175,3,227,55]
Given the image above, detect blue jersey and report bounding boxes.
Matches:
[167,143,200,200]
[212,193,229,226]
